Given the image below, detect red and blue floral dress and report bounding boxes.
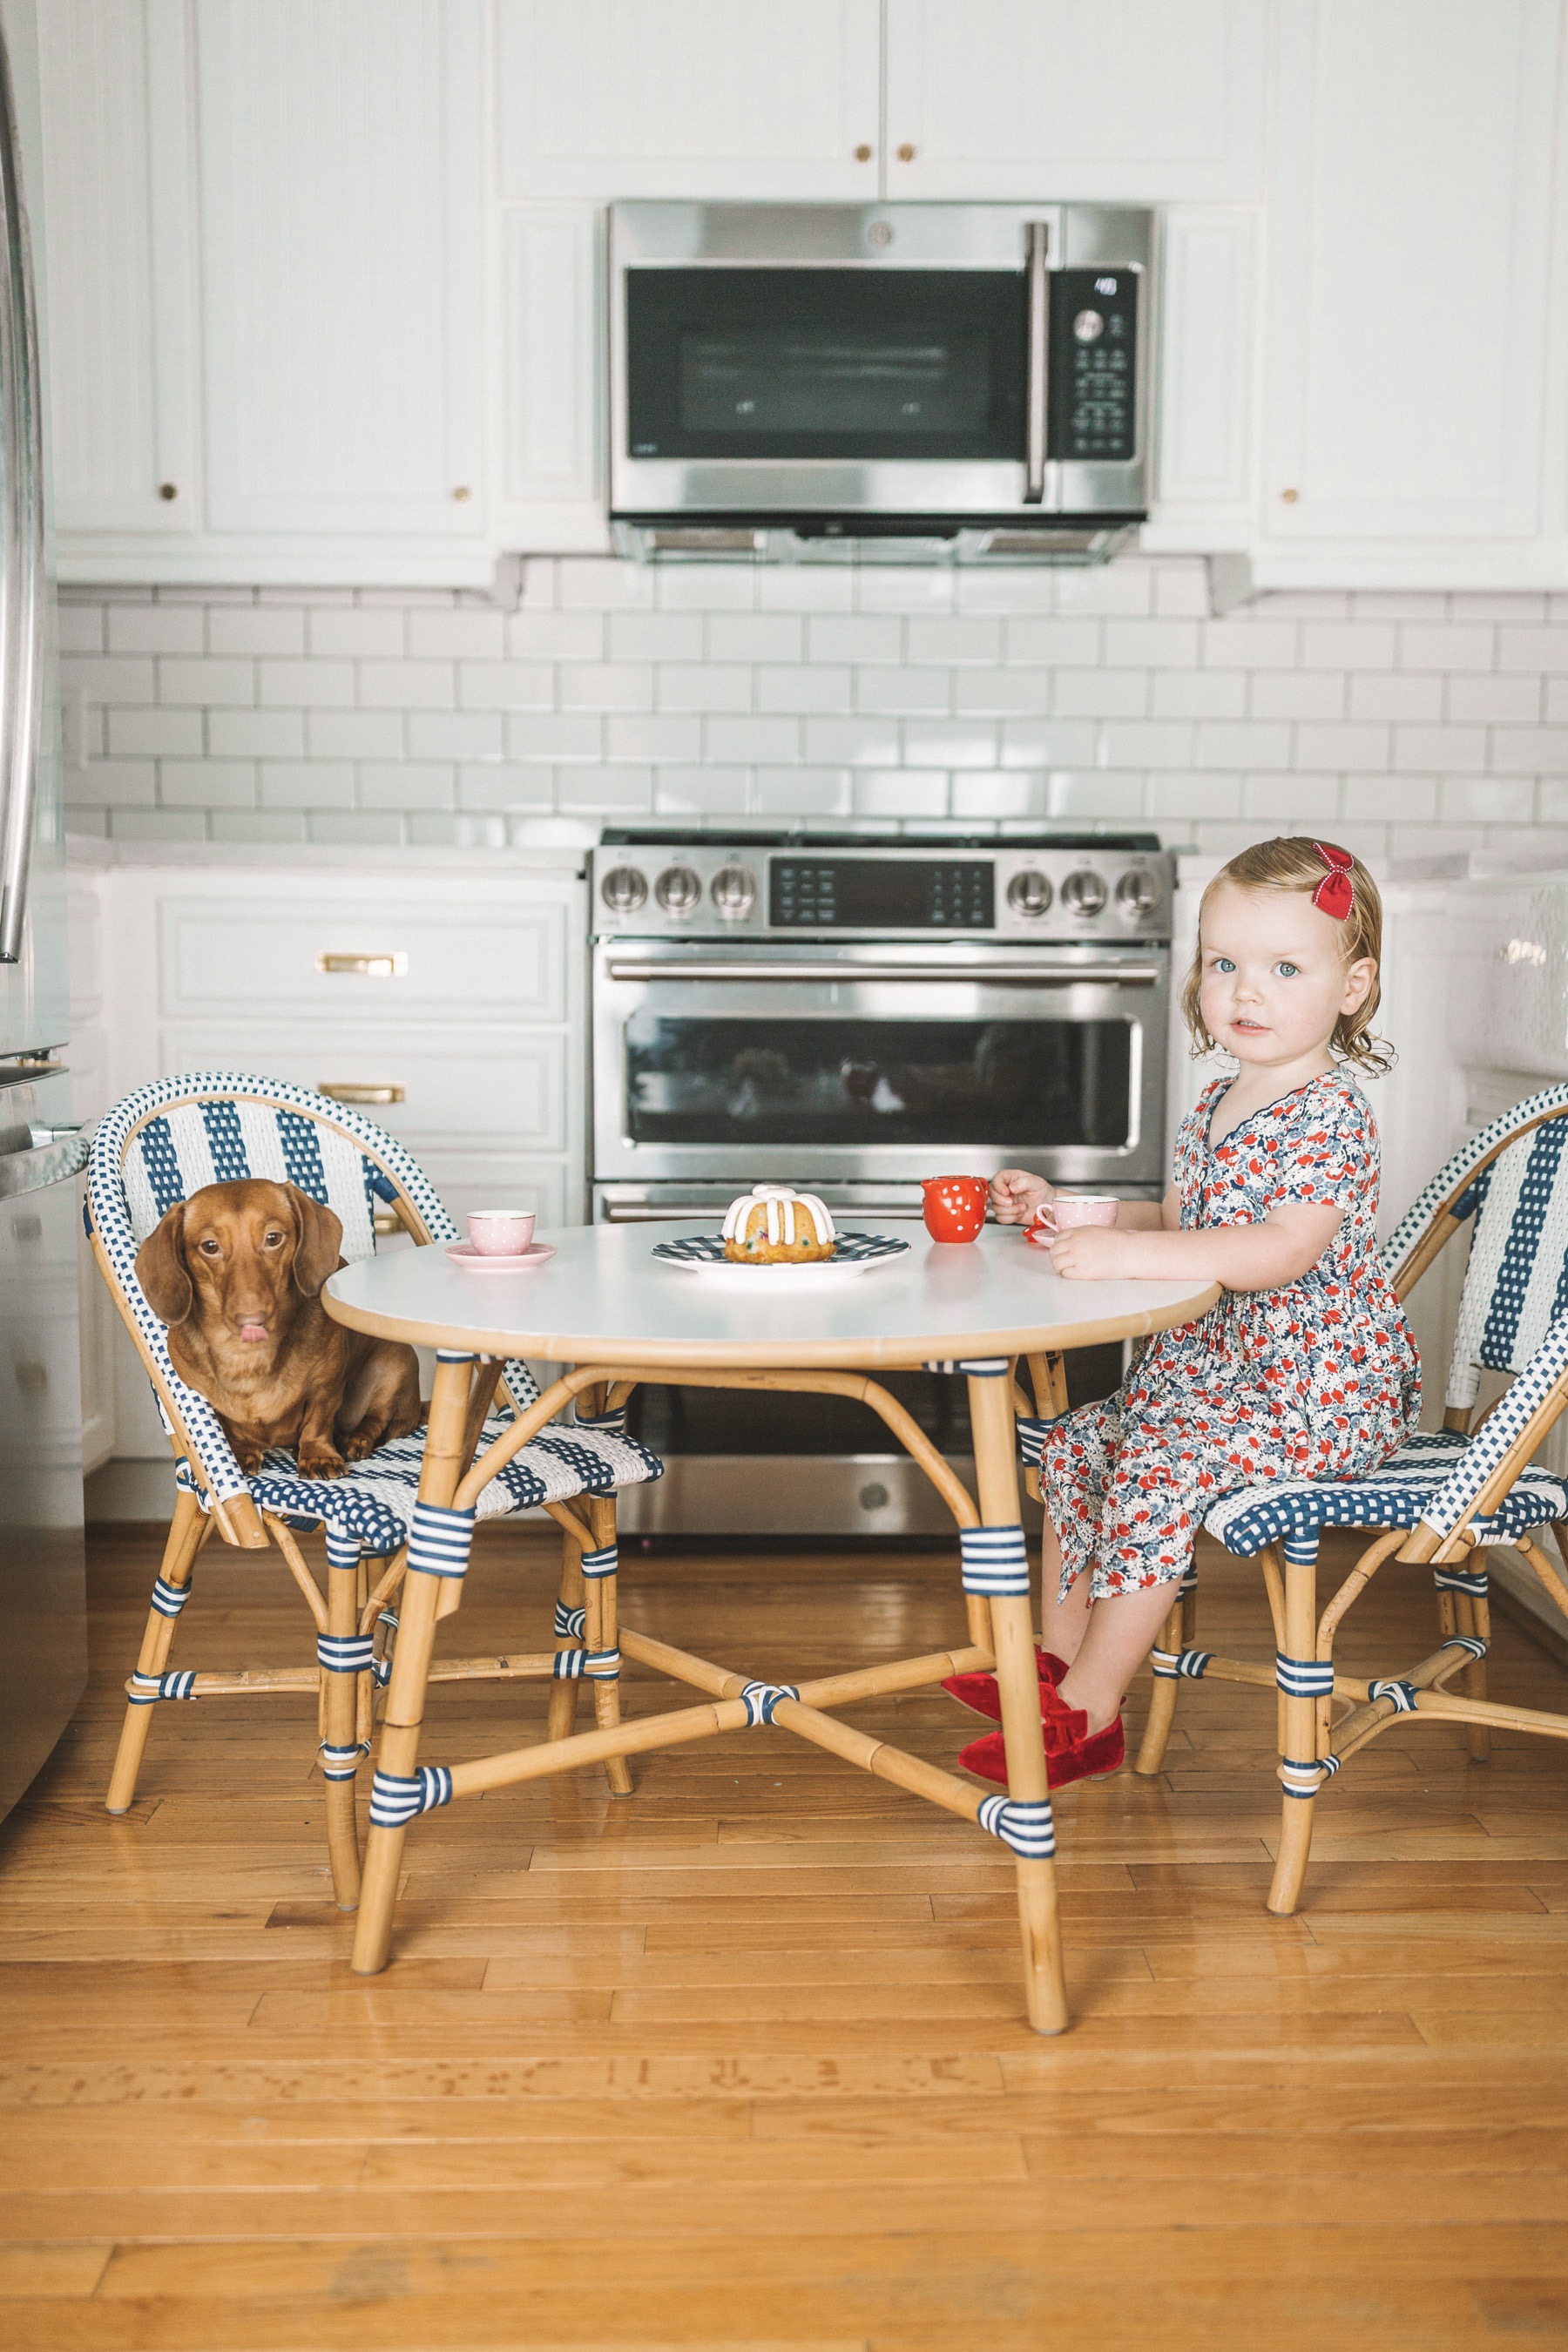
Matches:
[1041,1070,1421,1600]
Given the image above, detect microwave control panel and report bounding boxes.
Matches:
[1050,267,1139,464]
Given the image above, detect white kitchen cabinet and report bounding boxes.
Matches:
[37,0,197,538]
[1260,0,1561,569]
[882,0,1267,203]
[195,0,484,543]
[497,0,882,201]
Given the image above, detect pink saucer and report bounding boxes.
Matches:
[445,1240,555,1271]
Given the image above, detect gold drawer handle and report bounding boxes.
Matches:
[315,951,409,978]
[318,1082,405,1105]
[371,1206,404,1237]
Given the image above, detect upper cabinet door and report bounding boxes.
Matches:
[497,0,882,199]
[196,0,484,537]
[882,0,1266,202]
[1265,0,1558,544]
[37,0,198,535]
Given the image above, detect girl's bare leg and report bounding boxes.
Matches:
[1037,1512,1092,1665]
[1056,1578,1183,1734]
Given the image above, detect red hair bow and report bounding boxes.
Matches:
[1312,841,1355,921]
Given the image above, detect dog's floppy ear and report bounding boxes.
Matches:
[136,1204,193,1325]
[287,1186,344,1298]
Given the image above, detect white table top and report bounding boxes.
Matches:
[324,1223,1220,1371]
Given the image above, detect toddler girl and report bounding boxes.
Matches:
[950,835,1420,1788]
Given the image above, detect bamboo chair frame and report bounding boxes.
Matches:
[346,1347,1070,2037]
[91,1085,652,1910]
[1132,1090,1568,1913]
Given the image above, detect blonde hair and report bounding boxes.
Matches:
[1180,835,1391,1075]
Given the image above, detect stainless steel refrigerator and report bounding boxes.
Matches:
[0,0,87,1822]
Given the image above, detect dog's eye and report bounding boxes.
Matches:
[263,1230,284,1247]
[199,1239,220,1255]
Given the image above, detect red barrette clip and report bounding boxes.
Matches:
[1311,840,1355,921]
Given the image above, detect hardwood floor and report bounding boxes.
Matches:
[2,1521,1566,2349]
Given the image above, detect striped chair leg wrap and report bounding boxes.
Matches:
[368,1764,454,1828]
[740,1680,799,1726]
[1151,1647,1213,1680]
[1279,1754,1339,1798]
[578,1545,618,1579]
[150,1576,192,1619]
[1275,1652,1335,1699]
[1368,1679,1420,1713]
[1016,1415,1065,1467]
[575,1409,626,1438]
[324,1529,362,1572]
[128,1670,197,1704]
[1281,1535,1321,1567]
[371,1609,399,1689]
[316,1633,375,1675]
[960,1524,1031,1598]
[554,1602,587,1639]
[1433,1565,1489,1597]
[1443,1633,1489,1663]
[319,1740,370,1782]
[977,1794,1057,1860]
[408,1498,476,1581]
[551,1648,620,1680]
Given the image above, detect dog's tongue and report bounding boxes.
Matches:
[238,1321,269,1344]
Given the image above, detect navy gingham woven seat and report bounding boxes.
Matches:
[88,1073,662,1550]
[1205,1427,1568,1559]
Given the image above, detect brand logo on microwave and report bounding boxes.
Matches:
[1094,276,1119,294]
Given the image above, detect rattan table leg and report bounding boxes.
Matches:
[969,1369,1067,2037]
[351,1354,472,1975]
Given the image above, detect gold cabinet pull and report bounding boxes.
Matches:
[315,951,409,978]
[318,1081,405,1105]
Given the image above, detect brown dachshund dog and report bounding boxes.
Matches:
[136,1179,422,1478]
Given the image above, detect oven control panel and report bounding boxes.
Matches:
[591,841,1173,942]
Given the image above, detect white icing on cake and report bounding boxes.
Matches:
[721,1184,837,1248]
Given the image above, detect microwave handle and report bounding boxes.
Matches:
[1024,220,1049,505]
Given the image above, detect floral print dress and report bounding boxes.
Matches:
[1041,1069,1421,1601]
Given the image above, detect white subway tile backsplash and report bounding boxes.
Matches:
[57,564,1568,844]
[209,709,307,758]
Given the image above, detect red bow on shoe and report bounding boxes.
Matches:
[1311,841,1355,921]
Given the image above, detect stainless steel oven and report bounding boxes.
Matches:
[589,830,1172,1536]
[591,834,1171,1221]
[609,203,1154,564]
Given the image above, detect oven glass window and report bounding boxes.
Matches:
[626,268,1026,463]
[624,1017,1132,1147]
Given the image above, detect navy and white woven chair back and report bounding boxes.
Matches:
[86,1072,542,1506]
[1381,1082,1568,1290]
[1422,1307,1568,1544]
[1440,1114,1568,1413]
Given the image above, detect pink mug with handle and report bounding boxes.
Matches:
[1027,1193,1119,1246]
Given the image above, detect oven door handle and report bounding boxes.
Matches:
[604,956,1162,985]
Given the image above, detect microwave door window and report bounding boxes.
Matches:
[626,268,1025,463]
[624,1014,1132,1148]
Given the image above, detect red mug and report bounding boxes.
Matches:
[921,1174,989,1243]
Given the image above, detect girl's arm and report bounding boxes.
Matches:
[990,1173,1174,1230]
[1046,1201,1344,1292]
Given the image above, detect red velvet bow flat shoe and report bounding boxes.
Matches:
[957,1714,1125,1791]
[941,1646,1069,1722]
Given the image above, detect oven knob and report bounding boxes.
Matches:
[1062,868,1107,917]
[599,864,647,914]
[1073,308,1105,343]
[1007,869,1053,918]
[709,864,757,918]
[1115,868,1159,919]
[654,864,702,915]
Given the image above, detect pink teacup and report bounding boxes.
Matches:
[1027,1193,1119,1246]
[467,1208,536,1256]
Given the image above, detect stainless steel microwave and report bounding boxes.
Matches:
[608,201,1155,564]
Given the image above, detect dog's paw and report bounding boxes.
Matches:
[233,1443,266,1476]
[297,1446,346,1480]
[341,1427,382,1463]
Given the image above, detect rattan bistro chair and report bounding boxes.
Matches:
[86,1073,662,1909]
[1131,1082,1568,1915]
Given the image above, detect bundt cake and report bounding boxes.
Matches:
[721,1185,837,1265]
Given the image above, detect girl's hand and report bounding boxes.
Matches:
[991,1167,1051,1225]
[1044,1226,1141,1281]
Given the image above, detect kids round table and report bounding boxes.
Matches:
[323,1222,1218,2034]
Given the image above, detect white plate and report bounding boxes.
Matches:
[651,1231,909,1283]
